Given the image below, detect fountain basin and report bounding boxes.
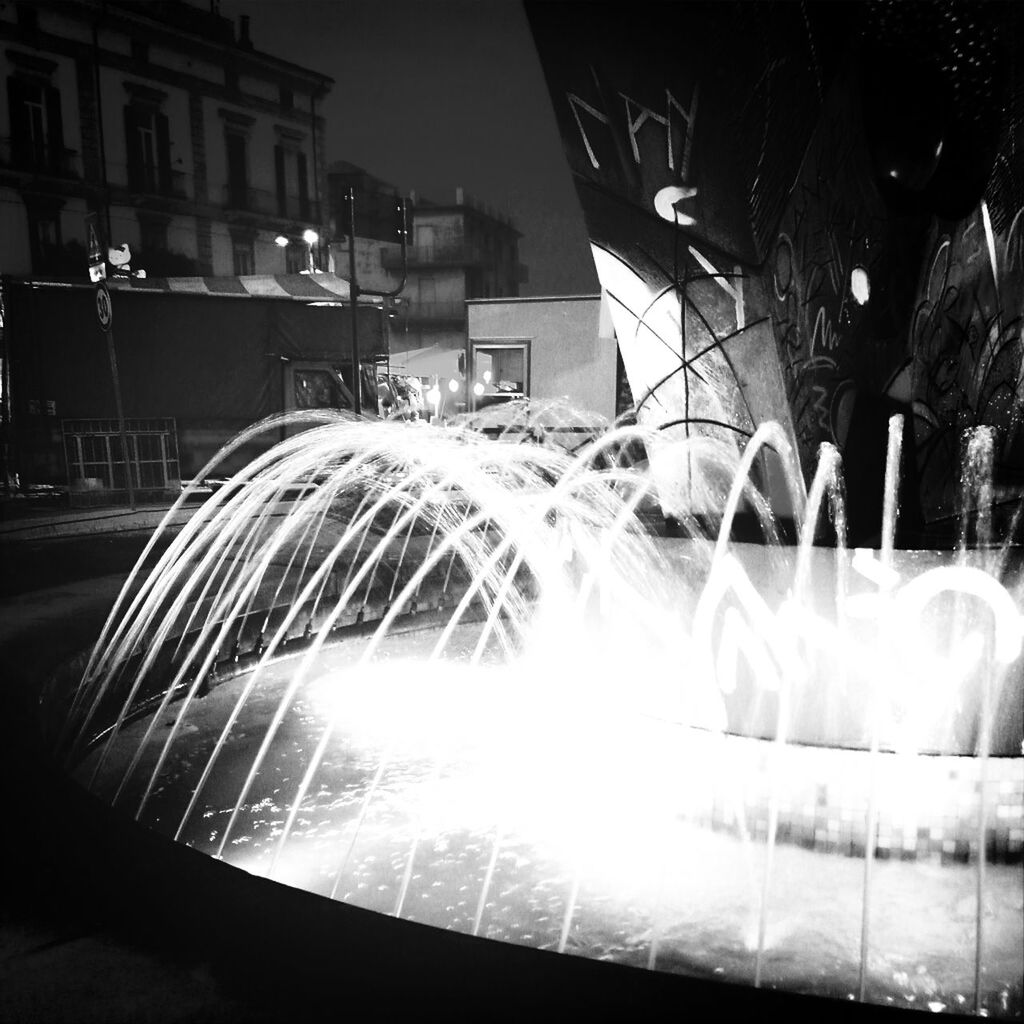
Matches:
[61,615,1023,1017]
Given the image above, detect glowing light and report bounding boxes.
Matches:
[274,235,290,247]
[483,370,492,384]
[653,184,698,226]
[473,382,485,397]
[850,266,870,305]
[448,378,460,394]
[302,229,319,246]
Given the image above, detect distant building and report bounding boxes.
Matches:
[0,1,384,500]
[327,168,528,383]
[0,0,332,280]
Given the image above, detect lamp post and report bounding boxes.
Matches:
[344,187,410,418]
[346,193,362,415]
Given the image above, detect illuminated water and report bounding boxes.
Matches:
[60,409,1024,1016]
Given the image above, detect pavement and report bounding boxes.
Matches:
[0,495,200,540]
[0,509,294,1023]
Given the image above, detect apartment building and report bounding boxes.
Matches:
[0,0,331,280]
[328,166,528,387]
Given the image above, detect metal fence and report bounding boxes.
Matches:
[62,418,180,497]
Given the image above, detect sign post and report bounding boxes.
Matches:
[93,265,135,510]
[85,211,106,283]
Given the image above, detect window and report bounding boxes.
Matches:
[124,104,170,193]
[7,74,64,172]
[285,242,307,275]
[138,214,168,256]
[16,3,38,31]
[232,242,254,275]
[225,131,248,208]
[273,143,309,219]
[25,199,64,274]
[469,341,530,410]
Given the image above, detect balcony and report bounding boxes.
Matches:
[0,137,81,179]
[400,300,467,324]
[125,163,189,200]
[222,184,319,223]
[382,243,485,270]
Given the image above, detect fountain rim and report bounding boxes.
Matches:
[6,634,926,1024]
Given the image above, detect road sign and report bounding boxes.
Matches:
[95,281,113,332]
[85,212,106,282]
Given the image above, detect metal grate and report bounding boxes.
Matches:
[62,418,180,493]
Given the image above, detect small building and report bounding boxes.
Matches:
[465,294,618,421]
[327,172,528,384]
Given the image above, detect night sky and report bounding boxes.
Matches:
[219,0,600,297]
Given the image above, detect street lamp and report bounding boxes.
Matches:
[302,229,319,273]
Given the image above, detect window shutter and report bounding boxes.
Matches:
[297,151,309,220]
[124,106,143,188]
[156,112,171,194]
[45,86,64,172]
[7,77,30,165]
[274,144,286,216]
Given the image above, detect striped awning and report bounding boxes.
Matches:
[105,273,373,303]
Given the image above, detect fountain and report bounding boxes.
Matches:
[45,404,1023,1018]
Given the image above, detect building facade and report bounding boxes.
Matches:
[0,0,331,281]
[328,169,528,386]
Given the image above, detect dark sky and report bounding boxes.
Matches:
[219,0,599,296]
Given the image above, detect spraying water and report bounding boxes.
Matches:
[59,407,1023,1016]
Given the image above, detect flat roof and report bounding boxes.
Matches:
[465,294,601,305]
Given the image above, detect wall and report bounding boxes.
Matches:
[3,282,387,482]
[528,1,1023,539]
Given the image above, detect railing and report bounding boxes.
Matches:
[0,137,81,178]
[221,184,319,222]
[63,418,180,499]
[125,163,189,199]
[400,300,467,322]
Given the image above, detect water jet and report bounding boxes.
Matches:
[40,409,1022,1018]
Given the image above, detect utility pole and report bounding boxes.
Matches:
[346,187,362,416]
[345,187,410,418]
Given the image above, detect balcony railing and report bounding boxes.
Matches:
[0,137,80,178]
[125,163,189,199]
[222,184,319,222]
[382,243,485,270]
[400,300,467,323]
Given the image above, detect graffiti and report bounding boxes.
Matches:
[909,201,1024,514]
[568,84,699,177]
[769,158,879,454]
[694,546,1024,750]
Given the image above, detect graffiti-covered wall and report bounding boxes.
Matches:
[527,0,1023,543]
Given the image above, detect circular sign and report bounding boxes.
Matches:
[95,282,113,333]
